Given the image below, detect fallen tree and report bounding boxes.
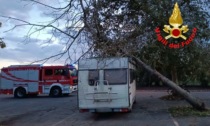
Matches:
[133,56,206,110]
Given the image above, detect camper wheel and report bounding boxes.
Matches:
[134,96,137,104]
[50,86,62,97]
[14,87,26,98]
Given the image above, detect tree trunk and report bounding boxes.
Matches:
[134,57,206,110]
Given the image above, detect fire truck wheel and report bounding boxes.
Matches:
[14,87,26,98]
[50,87,62,97]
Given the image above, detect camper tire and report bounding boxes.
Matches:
[134,96,137,104]
[50,86,62,97]
[14,87,26,98]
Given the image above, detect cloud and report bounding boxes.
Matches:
[0,31,85,69]
[0,0,32,20]
[0,34,66,66]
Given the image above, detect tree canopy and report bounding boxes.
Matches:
[0,22,6,48]
[83,0,210,85]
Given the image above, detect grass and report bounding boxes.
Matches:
[160,94,184,100]
[169,106,210,117]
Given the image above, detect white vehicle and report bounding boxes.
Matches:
[0,64,75,98]
[78,57,136,112]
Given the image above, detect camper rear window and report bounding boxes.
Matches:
[89,70,99,86]
[104,69,127,85]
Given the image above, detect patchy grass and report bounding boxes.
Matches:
[160,94,184,100]
[169,106,210,117]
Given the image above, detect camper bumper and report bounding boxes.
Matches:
[79,108,130,113]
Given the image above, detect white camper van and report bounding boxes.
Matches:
[78,57,136,113]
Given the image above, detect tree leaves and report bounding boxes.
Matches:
[84,0,210,85]
[0,41,6,48]
[0,22,6,49]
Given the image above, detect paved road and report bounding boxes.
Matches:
[0,90,210,126]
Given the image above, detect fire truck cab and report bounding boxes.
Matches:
[0,64,75,98]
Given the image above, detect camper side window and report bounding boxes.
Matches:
[104,69,127,85]
[130,69,136,83]
[89,70,99,86]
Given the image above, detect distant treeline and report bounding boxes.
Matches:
[136,70,209,88]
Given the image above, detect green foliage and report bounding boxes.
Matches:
[85,0,210,85]
[0,22,6,49]
[169,106,210,117]
[0,41,6,48]
[135,0,210,84]
[160,94,184,101]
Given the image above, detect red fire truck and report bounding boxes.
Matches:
[0,64,75,98]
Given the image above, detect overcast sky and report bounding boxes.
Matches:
[0,0,82,69]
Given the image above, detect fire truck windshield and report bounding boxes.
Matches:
[55,68,69,76]
[69,68,77,77]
